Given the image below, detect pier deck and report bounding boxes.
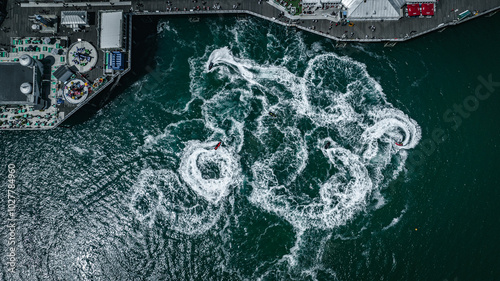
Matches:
[134,0,499,42]
[1,0,498,45]
[0,0,498,129]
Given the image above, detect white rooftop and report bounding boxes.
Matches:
[343,0,401,20]
[299,0,436,20]
[100,11,123,49]
[61,11,88,26]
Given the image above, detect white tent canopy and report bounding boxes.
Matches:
[61,11,87,25]
[344,0,400,20]
[341,0,436,20]
[61,11,88,30]
[100,11,123,49]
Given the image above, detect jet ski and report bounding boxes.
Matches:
[208,62,214,70]
[395,142,403,146]
[268,111,277,118]
[324,141,331,149]
[214,141,222,150]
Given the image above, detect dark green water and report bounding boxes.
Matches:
[1,14,500,281]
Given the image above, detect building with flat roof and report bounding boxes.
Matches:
[99,11,123,49]
[0,55,45,108]
[53,65,74,84]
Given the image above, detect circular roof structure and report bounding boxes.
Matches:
[19,54,33,67]
[63,79,90,104]
[20,83,32,95]
[67,41,97,73]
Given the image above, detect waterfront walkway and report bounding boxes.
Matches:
[133,0,499,42]
[2,0,498,44]
[0,0,498,130]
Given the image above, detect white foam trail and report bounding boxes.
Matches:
[142,19,424,277]
[250,142,372,230]
[360,108,421,155]
[129,169,167,227]
[199,49,422,232]
[157,20,178,36]
[141,31,422,271]
[130,169,227,235]
[382,206,408,231]
[208,47,256,83]
[179,140,241,204]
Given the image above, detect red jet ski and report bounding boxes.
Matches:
[395,142,403,146]
[214,142,222,150]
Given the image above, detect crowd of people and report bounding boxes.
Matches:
[160,0,222,12]
[0,105,59,129]
[65,80,90,100]
[71,47,93,67]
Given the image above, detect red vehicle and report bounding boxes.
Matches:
[214,142,222,150]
